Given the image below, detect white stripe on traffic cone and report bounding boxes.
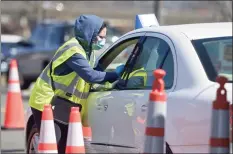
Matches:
[7,59,21,93]
[8,67,20,81]
[7,83,21,93]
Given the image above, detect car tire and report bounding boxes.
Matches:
[5,70,9,84]
[20,80,31,90]
[26,124,39,154]
[19,73,32,90]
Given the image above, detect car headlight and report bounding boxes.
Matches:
[1,60,9,72]
[10,48,18,56]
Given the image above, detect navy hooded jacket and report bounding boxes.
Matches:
[54,15,119,84]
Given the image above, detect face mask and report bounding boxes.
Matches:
[92,38,106,50]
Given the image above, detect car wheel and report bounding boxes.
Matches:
[6,70,9,84]
[26,124,39,154]
[19,73,32,90]
[20,80,32,90]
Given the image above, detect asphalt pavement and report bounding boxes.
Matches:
[1,84,31,153]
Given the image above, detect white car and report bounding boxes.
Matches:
[1,34,23,43]
[25,22,232,153]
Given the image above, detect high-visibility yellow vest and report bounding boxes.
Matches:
[122,67,147,86]
[29,37,95,124]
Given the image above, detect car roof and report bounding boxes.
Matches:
[127,22,232,40]
[1,34,23,43]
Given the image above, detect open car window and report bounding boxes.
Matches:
[122,36,174,90]
[97,37,140,71]
[90,36,141,91]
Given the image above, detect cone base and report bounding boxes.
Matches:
[1,126,24,130]
[66,146,85,153]
[3,120,25,129]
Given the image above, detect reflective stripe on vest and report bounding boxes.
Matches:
[121,67,147,86]
[128,69,147,86]
[39,42,89,99]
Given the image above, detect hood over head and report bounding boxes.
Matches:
[74,14,104,58]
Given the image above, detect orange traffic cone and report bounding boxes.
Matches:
[66,107,85,153]
[143,69,167,153]
[209,76,230,153]
[38,104,58,153]
[2,59,25,130]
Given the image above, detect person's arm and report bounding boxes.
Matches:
[66,53,119,84]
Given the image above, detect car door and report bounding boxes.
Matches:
[106,32,177,152]
[86,32,146,152]
[130,33,177,151]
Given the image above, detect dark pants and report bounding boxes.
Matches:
[31,107,68,154]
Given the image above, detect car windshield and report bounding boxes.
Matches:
[1,43,13,52]
[1,42,19,54]
[29,24,63,47]
[192,36,232,82]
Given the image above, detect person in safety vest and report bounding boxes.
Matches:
[120,49,149,88]
[28,15,125,153]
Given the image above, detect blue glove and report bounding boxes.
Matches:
[115,64,125,76]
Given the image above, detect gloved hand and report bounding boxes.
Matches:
[115,64,125,76]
